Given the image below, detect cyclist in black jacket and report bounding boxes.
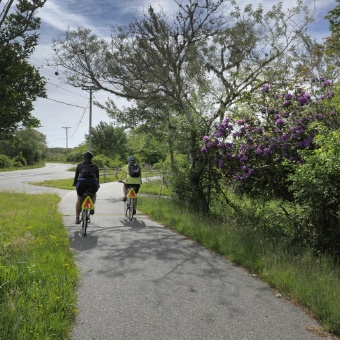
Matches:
[73,151,100,224]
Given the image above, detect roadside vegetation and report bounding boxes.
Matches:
[1,0,340,338]
[4,176,339,337]
[0,192,78,339]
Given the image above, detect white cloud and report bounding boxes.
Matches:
[29,0,336,148]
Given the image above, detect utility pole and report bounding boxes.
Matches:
[62,126,71,151]
[82,86,97,152]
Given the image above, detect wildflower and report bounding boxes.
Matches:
[327,91,334,98]
[200,147,207,153]
[263,148,270,155]
[237,119,244,125]
[203,136,210,142]
[275,119,284,126]
[283,93,294,100]
[297,93,312,105]
[283,100,292,107]
[247,168,255,176]
[261,85,270,92]
[322,80,332,86]
[206,142,213,148]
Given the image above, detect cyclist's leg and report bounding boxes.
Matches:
[122,183,129,201]
[76,196,83,218]
[87,180,98,214]
[133,185,140,214]
[75,181,85,223]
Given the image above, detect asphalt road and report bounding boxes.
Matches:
[1,164,336,340]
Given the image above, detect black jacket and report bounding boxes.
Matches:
[73,161,99,186]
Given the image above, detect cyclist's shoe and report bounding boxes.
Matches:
[122,197,127,202]
[90,209,95,215]
[133,209,136,215]
[75,217,81,224]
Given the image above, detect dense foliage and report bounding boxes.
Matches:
[52,0,314,213]
[201,80,340,254]
[0,129,47,166]
[0,0,47,138]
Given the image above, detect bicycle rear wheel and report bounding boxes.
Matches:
[127,198,134,221]
[81,209,88,236]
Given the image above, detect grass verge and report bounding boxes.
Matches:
[0,192,78,339]
[5,178,340,337]
[137,194,340,337]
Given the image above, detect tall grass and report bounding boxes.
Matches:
[0,193,78,339]
[17,178,340,336]
[138,194,340,336]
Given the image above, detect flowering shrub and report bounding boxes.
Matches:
[201,79,337,199]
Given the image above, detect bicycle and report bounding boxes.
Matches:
[119,181,138,221]
[80,190,94,236]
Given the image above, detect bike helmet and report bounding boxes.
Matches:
[84,151,93,159]
[128,155,136,163]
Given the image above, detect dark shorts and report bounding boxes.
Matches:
[76,179,100,197]
[124,183,140,194]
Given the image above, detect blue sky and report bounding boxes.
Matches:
[29,0,336,149]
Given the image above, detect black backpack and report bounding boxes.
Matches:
[128,162,141,177]
[79,164,97,179]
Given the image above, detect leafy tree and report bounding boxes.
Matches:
[202,79,336,200]
[15,129,47,164]
[0,0,47,137]
[289,126,340,255]
[126,128,167,166]
[52,0,314,213]
[325,0,340,68]
[0,128,47,164]
[85,122,127,161]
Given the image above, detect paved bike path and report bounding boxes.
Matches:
[59,181,334,340]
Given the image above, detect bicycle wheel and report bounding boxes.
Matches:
[132,197,137,216]
[127,198,134,220]
[81,209,88,236]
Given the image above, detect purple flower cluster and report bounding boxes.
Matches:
[200,79,336,188]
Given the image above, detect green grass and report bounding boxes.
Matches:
[137,193,340,336]
[0,192,78,339]
[2,177,340,337]
[29,176,173,196]
[0,161,46,172]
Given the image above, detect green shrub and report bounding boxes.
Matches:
[93,154,121,168]
[0,154,13,168]
[289,126,340,254]
[14,154,27,166]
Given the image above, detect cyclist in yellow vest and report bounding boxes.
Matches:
[118,156,142,215]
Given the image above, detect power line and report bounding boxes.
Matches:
[42,96,87,108]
